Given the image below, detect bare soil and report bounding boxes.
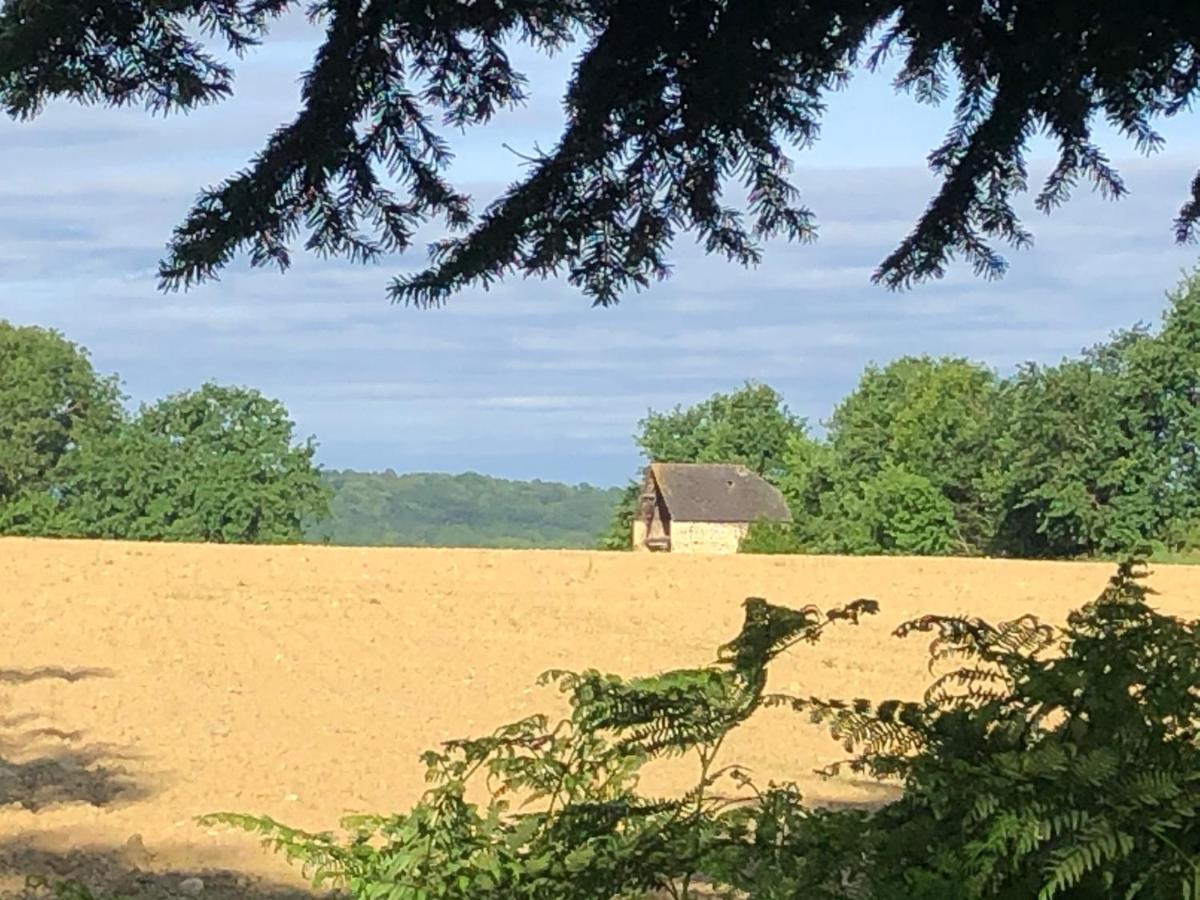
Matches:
[0,538,1195,898]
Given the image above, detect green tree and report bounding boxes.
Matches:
[4,2,1198,305]
[61,383,329,543]
[637,381,805,479]
[0,321,121,534]
[849,464,960,556]
[603,382,807,549]
[989,273,1200,558]
[773,432,838,550]
[785,356,999,555]
[596,481,641,551]
[1128,270,1200,547]
[989,353,1155,558]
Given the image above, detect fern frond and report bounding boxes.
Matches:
[1039,821,1135,899]
[802,696,925,757]
[925,665,1011,706]
[719,596,879,678]
[193,812,350,884]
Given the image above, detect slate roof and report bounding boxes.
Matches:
[648,463,792,524]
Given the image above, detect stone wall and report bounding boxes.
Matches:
[670,520,749,555]
[632,519,649,552]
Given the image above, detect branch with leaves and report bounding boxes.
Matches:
[4,1,1200,304]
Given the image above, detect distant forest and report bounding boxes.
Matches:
[305,470,623,549]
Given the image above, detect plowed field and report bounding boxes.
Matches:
[0,538,1196,898]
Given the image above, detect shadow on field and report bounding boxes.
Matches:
[808,778,903,811]
[0,741,148,812]
[0,668,113,685]
[0,666,149,812]
[0,841,344,900]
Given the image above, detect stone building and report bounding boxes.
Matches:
[632,462,792,554]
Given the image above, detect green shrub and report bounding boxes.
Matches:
[597,482,638,550]
[739,519,805,554]
[784,562,1200,898]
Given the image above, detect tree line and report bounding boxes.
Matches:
[308,470,621,549]
[0,321,328,543]
[605,269,1200,560]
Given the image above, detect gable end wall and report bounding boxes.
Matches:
[670,520,749,555]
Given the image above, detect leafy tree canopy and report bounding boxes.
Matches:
[849,463,960,556]
[0,322,120,532]
[58,383,330,543]
[636,381,805,479]
[781,355,1000,554]
[991,279,1200,558]
[0,327,329,545]
[4,1,1198,305]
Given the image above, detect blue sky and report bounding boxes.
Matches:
[3,18,1200,487]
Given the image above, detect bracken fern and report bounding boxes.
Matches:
[805,561,1200,899]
